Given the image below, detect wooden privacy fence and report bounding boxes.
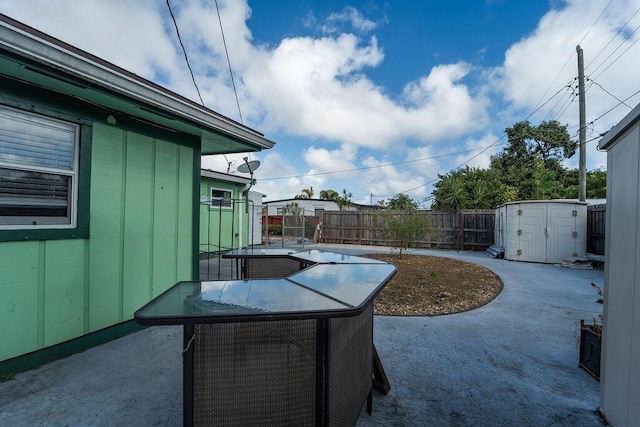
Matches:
[587,204,605,255]
[320,210,495,251]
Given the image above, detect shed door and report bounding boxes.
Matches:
[512,203,582,263]
[517,204,547,262]
[546,204,578,263]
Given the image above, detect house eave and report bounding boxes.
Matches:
[0,13,275,153]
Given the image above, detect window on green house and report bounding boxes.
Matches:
[0,105,79,228]
[210,188,232,208]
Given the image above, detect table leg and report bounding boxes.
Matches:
[372,344,391,394]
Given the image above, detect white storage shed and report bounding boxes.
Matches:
[495,200,587,263]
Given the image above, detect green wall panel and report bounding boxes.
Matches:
[122,134,154,318]
[43,240,86,346]
[152,140,179,297]
[1,123,196,365]
[0,242,40,361]
[89,124,125,331]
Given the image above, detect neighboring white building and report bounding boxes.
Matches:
[264,198,379,216]
[264,198,342,216]
[598,102,640,427]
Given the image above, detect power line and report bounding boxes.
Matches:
[529,0,612,115]
[591,88,640,123]
[591,31,640,81]
[579,0,614,46]
[588,78,633,108]
[214,0,243,124]
[586,5,640,72]
[166,0,205,106]
[259,144,507,181]
[546,82,575,121]
[259,83,569,198]
[374,134,510,198]
[587,15,640,79]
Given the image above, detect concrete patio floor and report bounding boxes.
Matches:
[0,245,605,426]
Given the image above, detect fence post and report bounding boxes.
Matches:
[459,211,464,251]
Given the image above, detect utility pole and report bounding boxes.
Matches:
[577,45,587,202]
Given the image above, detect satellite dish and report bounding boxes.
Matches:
[237,159,261,174]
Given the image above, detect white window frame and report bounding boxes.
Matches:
[0,105,79,229]
[210,187,232,209]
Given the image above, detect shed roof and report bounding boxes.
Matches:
[201,169,251,185]
[497,199,588,208]
[0,13,275,155]
[599,101,640,151]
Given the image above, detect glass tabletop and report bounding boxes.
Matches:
[135,279,349,324]
[222,248,298,257]
[291,249,386,264]
[288,263,397,307]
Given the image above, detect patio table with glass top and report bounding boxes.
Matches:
[134,251,396,427]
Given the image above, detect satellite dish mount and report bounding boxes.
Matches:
[237,157,261,189]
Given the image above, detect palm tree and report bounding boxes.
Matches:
[319,189,339,201]
[300,186,314,199]
[437,178,468,211]
[336,188,352,211]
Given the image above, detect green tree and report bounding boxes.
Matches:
[490,120,576,200]
[319,189,339,201]
[336,188,352,210]
[561,168,606,199]
[586,169,606,198]
[379,209,432,256]
[432,121,579,208]
[283,201,301,216]
[387,193,418,210]
[298,186,314,199]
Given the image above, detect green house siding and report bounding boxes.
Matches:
[0,123,195,362]
[89,124,194,332]
[199,179,249,253]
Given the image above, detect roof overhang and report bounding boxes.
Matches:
[0,14,275,155]
[599,101,640,151]
[201,169,252,185]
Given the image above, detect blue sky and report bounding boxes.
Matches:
[2,0,639,206]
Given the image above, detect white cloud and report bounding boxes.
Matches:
[3,0,635,203]
[497,0,640,127]
[322,6,378,34]
[302,145,358,175]
[0,0,183,81]
[452,133,504,170]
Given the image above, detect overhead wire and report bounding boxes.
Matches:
[529,0,612,115]
[260,144,507,181]
[591,88,640,123]
[588,78,633,108]
[383,1,625,199]
[214,0,244,124]
[585,5,640,72]
[166,0,205,106]
[591,31,640,80]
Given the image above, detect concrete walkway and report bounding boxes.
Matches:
[0,246,605,426]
